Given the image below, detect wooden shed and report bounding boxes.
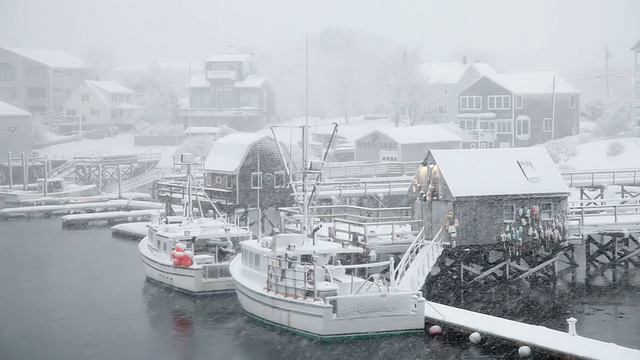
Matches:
[203,133,291,209]
[411,147,570,246]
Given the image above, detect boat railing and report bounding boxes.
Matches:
[338,259,396,295]
[392,226,444,289]
[329,218,422,245]
[265,255,323,300]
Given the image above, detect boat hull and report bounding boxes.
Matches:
[139,239,235,294]
[229,257,425,340]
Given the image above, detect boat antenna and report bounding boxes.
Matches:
[183,158,193,222]
[302,35,309,243]
[257,134,262,240]
[188,62,193,153]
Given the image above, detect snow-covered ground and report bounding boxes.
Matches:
[557,136,640,170]
[34,133,180,168]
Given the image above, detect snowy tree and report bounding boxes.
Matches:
[591,99,632,136]
[384,49,428,127]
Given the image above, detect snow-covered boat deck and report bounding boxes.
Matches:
[424,301,640,359]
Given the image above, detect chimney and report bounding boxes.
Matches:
[462,55,468,65]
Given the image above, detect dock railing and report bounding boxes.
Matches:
[561,168,640,187]
[393,226,445,291]
[330,218,422,244]
[568,202,640,235]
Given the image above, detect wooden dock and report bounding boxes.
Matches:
[0,200,174,219]
[424,301,640,359]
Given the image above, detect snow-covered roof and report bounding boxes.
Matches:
[186,73,209,88]
[631,38,640,51]
[184,126,222,134]
[356,124,462,145]
[419,62,496,84]
[234,75,266,88]
[204,133,269,173]
[457,113,496,120]
[205,53,254,63]
[1,46,87,68]
[0,100,30,117]
[86,81,135,94]
[486,72,580,94]
[428,147,570,197]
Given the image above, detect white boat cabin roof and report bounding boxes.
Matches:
[243,233,364,257]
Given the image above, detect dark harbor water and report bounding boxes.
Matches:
[1,218,639,360]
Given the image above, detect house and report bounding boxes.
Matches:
[0,100,32,156]
[411,147,570,246]
[631,38,640,134]
[457,72,581,148]
[202,133,290,208]
[0,46,92,114]
[354,124,462,163]
[418,57,498,124]
[62,81,141,131]
[182,51,275,132]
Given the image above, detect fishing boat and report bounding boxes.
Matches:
[230,41,426,335]
[1,177,99,204]
[138,153,252,294]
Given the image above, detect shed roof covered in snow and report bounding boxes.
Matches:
[485,72,580,94]
[204,133,269,173]
[205,53,254,63]
[0,100,31,117]
[426,147,570,197]
[419,62,497,84]
[356,124,462,145]
[1,46,87,68]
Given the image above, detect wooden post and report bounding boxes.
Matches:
[22,152,27,190]
[7,152,12,190]
[43,156,48,198]
[98,163,102,192]
[117,164,122,199]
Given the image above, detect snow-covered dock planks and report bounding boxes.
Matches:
[0,199,171,219]
[424,302,640,359]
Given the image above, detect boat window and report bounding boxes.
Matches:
[163,241,167,252]
[300,254,313,264]
[254,254,260,269]
[156,239,160,249]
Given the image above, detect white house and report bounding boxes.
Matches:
[63,80,141,131]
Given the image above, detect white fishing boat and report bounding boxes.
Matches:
[1,177,99,204]
[139,154,252,294]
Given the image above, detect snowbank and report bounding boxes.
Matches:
[558,137,640,170]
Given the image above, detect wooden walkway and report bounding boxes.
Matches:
[424,302,640,359]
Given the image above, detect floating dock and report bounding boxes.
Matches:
[424,301,640,359]
[62,209,170,228]
[17,192,152,206]
[0,199,175,219]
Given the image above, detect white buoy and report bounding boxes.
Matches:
[518,346,532,358]
[127,216,132,222]
[469,332,481,344]
[428,325,442,336]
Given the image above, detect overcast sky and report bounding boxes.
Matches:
[1,0,639,77]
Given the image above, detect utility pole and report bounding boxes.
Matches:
[551,76,556,141]
[604,44,611,97]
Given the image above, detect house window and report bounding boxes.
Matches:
[111,94,118,102]
[118,94,125,102]
[480,142,486,149]
[27,66,45,81]
[91,109,100,115]
[215,176,222,185]
[224,85,232,98]
[251,172,262,189]
[459,96,482,110]
[226,176,234,189]
[27,87,46,99]
[110,110,116,118]
[471,74,477,80]
[274,171,286,188]
[216,86,223,99]
[7,127,19,135]
[0,87,17,99]
[437,104,447,115]
[496,120,512,134]
[52,88,62,94]
[66,109,77,116]
[515,116,530,140]
[543,118,552,132]
[569,95,576,108]
[126,94,132,102]
[541,203,553,220]
[488,95,511,110]
[503,204,515,222]
[380,151,399,162]
[515,95,523,109]
[0,63,16,81]
[459,119,475,131]
[464,74,469,81]
[478,120,496,132]
[66,70,73,76]
[81,93,90,101]
[52,69,62,75]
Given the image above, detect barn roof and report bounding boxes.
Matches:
[356,124,462,145]
[0,100,31,117]
[1,46,87,68]
[204,133,270,173]
[426,147,570,197]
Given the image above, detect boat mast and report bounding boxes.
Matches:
[302,35,309,242]
[183,160,193,222]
